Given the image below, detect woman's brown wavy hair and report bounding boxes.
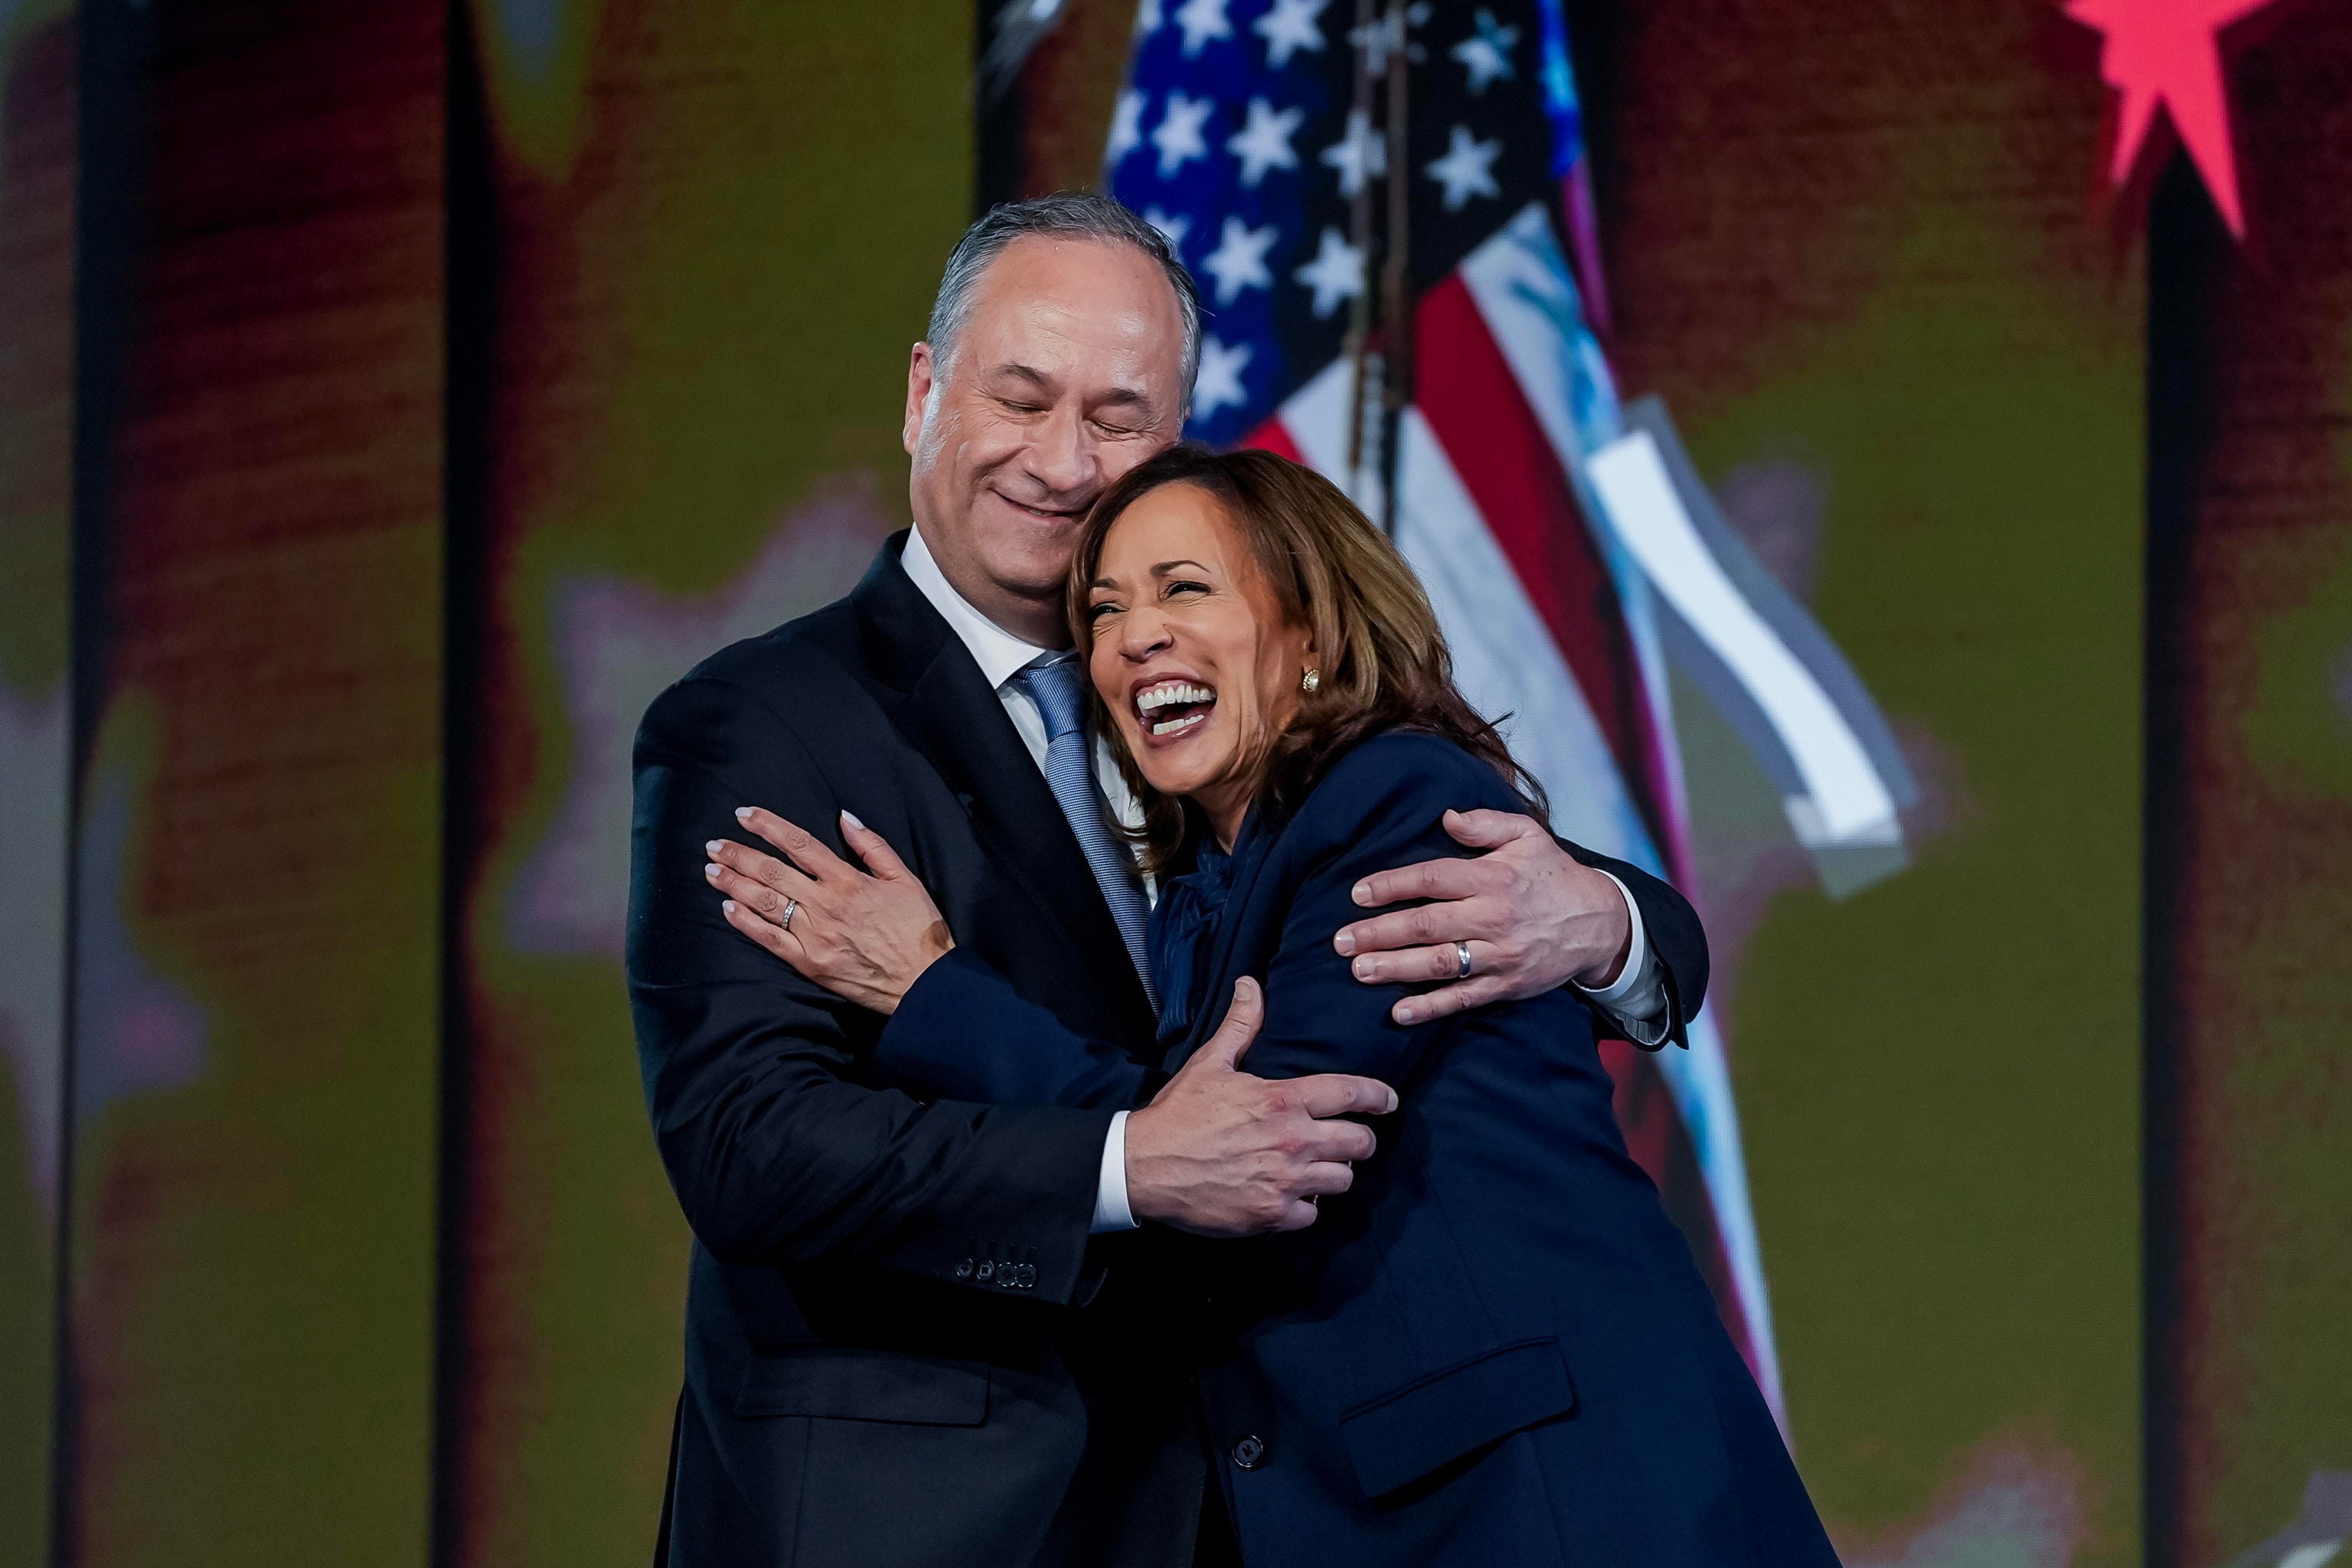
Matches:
[1067,442,1548,875]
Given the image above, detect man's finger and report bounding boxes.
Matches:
[1272,1199,1323,1233]
[1293,1161,1357,1199]
[1195,977,1263,1072]
[1344,940,1495,987]
[1344,854,1489,913]
[706,839,818,903]
[1295,1119,1378,1165]
[1290,1070,1398,1119]
[838,810,914,881]
[1332,898,1503,960]
[1392,977,1509,1027]
[734,806,853,881]
[1442,807,1545,850]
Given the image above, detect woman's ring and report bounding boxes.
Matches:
[779,897,799,932]
[1454,940,1473,979]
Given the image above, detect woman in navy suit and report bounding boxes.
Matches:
[726,443,1840,1566]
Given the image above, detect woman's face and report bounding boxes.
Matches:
[1084,482,1314,838]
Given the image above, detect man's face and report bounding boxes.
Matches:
[903,235,1189,644]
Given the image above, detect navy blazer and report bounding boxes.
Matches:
[882,732,1841,1567]
[629,540,1198,1568]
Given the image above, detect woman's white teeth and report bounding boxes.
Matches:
[1137,681,1214,737]
[1137,683,1215,714]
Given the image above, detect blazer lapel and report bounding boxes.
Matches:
[1161,812,1285,1073]
[852,537,1157,1038]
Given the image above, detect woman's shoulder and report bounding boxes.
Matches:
[1275,729,1524,858]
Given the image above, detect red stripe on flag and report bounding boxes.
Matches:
[1240,414,1305,462]
[1601,1038,1758,1370]
[1413,276,1758,1380]
[1413,274,1668,848]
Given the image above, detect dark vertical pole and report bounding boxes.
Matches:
[433,2,494,1562]
[54,3,149,1562]
[1376,0,1410,537]
[2141,152,2223,1568]
[975,0,1024,211]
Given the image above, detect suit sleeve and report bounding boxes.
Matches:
[626,674,1116,1305]
[874,946,1157,1110]
[1240,741,1538,1091]
[1557,838,1710,1049]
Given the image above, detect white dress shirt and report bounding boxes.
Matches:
[899,524,1669,1234]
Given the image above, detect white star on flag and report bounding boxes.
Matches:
[1200,214,1278,304]
[1134,0,1162,35]
[1142,206,1192,255]
[1451,9,1518,93]
[1107,88,1145,165]
[1292,227,1364,318]
[1253,0,1328,67]
[1226,96,1304,187]
[1425,124,1502,210]
[1152,91,1214,178]
[1320,109,1387,198]
[1171,0,1232,57]
[1192,335,1253,418]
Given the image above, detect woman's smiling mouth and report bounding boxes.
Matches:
[1134,677,1217,737]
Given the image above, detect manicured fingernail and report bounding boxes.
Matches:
[1352,957,1374,979]
[704,840,722,856]
[1333,931,1356,956]
[721,900,737,915]
[1396,1004,1419,1024]
[1351,881,1373,904]
[704,863,721,879]
[841,810,864,830]
[734,806,753,819]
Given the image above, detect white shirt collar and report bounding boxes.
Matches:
[900,522,1062,691]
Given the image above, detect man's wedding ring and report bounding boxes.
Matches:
[1454,940,1473,979]
[779,897,799,932]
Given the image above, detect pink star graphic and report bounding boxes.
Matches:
[2066,0,2279,237]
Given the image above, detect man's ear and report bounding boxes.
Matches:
[903,341,936,456]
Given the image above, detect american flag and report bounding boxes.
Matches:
[1106,0,1796,1416]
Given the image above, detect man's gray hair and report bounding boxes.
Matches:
[925,191,1204,412]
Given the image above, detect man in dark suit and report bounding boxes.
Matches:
[628,194,1709,1568]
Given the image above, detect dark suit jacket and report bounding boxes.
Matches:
[627,536,1713,1568]
[876,732,1834,1568]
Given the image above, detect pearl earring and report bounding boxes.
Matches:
[1300,668,1321,694]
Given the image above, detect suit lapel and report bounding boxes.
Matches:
[1161,812,1285,1073]
[852,537,1157,1039]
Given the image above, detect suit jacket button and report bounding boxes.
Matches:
[975,1260,994,1282]
[1231,1436,1266,1471]
[1019,1264,1037,1288]
[953,1259,975,1280]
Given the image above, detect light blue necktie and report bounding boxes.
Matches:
[1018,656,1157,1011]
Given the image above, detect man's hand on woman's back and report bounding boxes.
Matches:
[1123,977,1398,1236]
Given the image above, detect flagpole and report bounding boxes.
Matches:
[1377,0,1412,537]
[1342,0,1378,491]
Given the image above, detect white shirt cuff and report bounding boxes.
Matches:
[1090,1109,1138,1232]
[1573,870,1672,1046]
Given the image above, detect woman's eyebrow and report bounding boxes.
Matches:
[1149,559,1211,577]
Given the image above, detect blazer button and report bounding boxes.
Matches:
[1019,1264,1038,1288]
[953,1259,975,1280]
[1230,1436,1267,1471]
[975,1260,995,1282]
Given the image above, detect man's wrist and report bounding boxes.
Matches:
[1573,870,1647,1000]
[1090,1109,1137,1232]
